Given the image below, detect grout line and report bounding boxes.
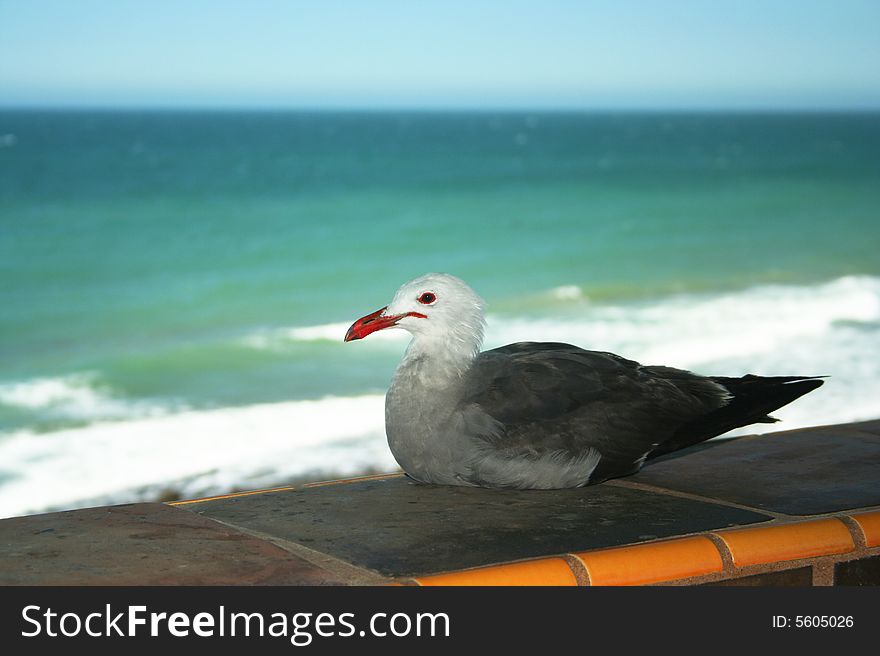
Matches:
[169,486,296,506]
[604,479,788,519]
[839,514,869,550]
[302,472,404,488]
[813,562,835,586]
[704,532,736,573]
[563,554,591,586]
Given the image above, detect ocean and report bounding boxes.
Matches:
[1,110,879,518]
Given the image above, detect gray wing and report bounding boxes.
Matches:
[457,342,729,483]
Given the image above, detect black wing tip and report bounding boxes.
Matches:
[787,377,826,389]
[740,374,828,381]
[722,375,828,391]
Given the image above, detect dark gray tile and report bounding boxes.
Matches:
[632,425,880,515]
[186,477,769,578]
[835,556,880,586]
[0,503,347,585]
[706,567,813,586]
[843,419,880,436]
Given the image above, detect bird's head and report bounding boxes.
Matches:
[344,273,486,357]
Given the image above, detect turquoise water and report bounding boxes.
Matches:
[1,110,879,515]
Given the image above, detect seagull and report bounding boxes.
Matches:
[344,273,823,489]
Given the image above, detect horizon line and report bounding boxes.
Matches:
[2,103,880,114]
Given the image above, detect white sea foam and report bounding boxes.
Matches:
[241,321,407,349]
[0,394,395,518]
[0,373,170,420]
[488,275,880,366]
[549,285,584,301]
[249,276,879,359]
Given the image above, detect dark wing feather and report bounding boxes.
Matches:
[650,374,825,457]
[459,342,728,482]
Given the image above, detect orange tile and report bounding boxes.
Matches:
[715,518,854,567]
[571,536,723,586]
[850,511,880,547]
[415,558,578,586]
[169,486,295,506]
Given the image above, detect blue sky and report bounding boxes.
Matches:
[1,0,879,109]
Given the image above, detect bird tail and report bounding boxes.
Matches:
[648,374,825,458]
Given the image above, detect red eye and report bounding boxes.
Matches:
[418,292,436,305]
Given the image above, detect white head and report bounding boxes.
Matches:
[344,273,486,360]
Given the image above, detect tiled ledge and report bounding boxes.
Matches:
[407,510,880,586]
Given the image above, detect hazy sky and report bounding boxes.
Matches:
[1,0,879,109]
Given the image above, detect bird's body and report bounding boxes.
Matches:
[345,273,823,489]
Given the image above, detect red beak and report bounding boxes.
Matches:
[344,307,427,342]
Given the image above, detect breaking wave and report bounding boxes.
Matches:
[244,275,879,365]
[0,394,393,518]
[0,373,172,421]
